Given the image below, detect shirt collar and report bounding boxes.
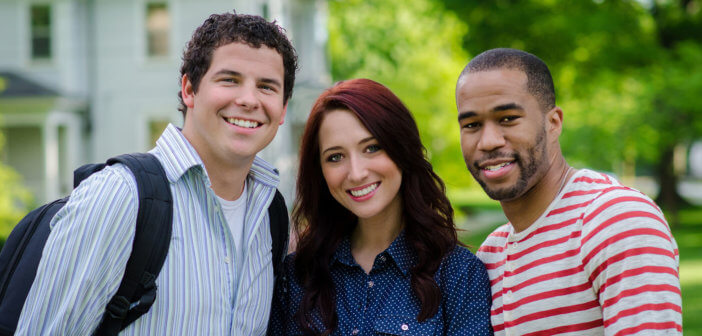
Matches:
[153,124,279,188]
[331,230,415,276]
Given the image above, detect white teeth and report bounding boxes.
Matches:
[350,183,379,197]
[484,162,510,171]
[226,118,260,128]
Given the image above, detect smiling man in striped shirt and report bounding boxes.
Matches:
[455,48,682,335]
[17,12,297,335]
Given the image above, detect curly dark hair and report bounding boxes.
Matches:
[177,11,298,116]
[293,79,459,335]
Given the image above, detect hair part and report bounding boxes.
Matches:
[293,78,458,334]
[460,48,555,111]
[177,11,298,117]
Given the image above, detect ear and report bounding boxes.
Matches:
[181,74,195,109]
[279,102,288,125]
[546,106,564,139]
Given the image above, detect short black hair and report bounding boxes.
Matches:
[460,48,555,111]
[177,12,298,116]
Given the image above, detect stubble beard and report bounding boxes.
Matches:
[468,127,547,201]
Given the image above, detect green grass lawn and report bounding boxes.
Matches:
[459,206,702,334]
[674,207,702,335]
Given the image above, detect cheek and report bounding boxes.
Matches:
[380,157,402,181]
[460,135,477,156]
[321,165,343,192]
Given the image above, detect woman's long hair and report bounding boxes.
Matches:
[293,79,458,335]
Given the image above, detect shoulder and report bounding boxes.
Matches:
[73,163,138,199]
[53,163,139,227]
[475,224,510,260]
[581,174,667,231]
[480,224,511,245]
[443,245,482,267]
[576,171,676,260]
[440,245,488,282]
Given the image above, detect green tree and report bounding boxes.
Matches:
[328,0,474,192]
[0,133,34,247]
[440,0,702,223]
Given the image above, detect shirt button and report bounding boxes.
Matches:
[367,280,374,288]
[351,328,359,335]
[401,323,409,331]
[224,256,231,264]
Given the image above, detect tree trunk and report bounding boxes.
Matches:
[655,146,690,228]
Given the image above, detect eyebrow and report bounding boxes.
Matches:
[213,70,282,89]
[321,136,375,156]
[458,103,524,121]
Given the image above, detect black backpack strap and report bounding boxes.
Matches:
[268,189,289,280]
[93,153,173,336]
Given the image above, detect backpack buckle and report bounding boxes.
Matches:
[106,295,130,320]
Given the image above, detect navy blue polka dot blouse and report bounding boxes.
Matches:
[268,232,493,335]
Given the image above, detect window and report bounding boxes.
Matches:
[30,4,52,60]
[146,3,170,57]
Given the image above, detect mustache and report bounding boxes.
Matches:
[472,151,520,170]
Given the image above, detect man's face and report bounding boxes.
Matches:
[456,69,552,201]
[181,42,286,168]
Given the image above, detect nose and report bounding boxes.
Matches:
[234,84,260,110]
[347,155,368,183]
[477,122,505,152]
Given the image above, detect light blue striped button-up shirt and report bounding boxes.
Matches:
[16,124,280,335]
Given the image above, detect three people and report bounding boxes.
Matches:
[17,13,297,335]
[14,11,681,335]
[456,48,682,335]
[269,79,493,335]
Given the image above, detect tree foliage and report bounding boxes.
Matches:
[328,0,473,189]
[439,0,702,219]
[328,0,702,219]
[0,133,34,246]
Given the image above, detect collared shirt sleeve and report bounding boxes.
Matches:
[441,247,494,335]
[15,165,139,335]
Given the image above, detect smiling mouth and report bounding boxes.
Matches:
[225,117,261,128]
[348,182,379,197]
[483,162,513,171]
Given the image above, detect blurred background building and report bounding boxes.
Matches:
[0,0,329,204]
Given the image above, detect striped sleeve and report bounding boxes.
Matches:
[15,165,139,336]
[580,186,682,335]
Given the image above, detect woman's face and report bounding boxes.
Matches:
[318,109,403,223]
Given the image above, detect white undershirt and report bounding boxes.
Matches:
[215,182,248,258]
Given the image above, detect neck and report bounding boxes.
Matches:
[352,216,403,252]
[350,202,404,273]
[501,155,572,233]
[181,127,254,201]
[207,163,250,201]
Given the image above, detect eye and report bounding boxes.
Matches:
[365,144,381,153]
[500,116,519,123]
[259,84,276,92]
[221,77,239,84]
[326,153,343,162]
[461,121,481,130]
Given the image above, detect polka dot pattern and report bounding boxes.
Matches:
[269,232,494,335]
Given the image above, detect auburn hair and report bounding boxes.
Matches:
[292,78,458,335]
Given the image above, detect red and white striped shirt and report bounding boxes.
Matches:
[476,169,682,336]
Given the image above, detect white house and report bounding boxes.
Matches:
[0,0,330,204]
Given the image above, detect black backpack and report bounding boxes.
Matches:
[0,153,289,336]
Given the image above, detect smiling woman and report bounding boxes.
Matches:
[268,78,493,335]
